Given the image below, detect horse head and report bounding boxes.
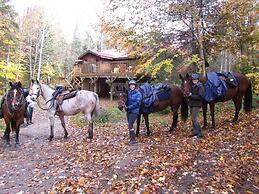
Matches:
[30,79,41,100]
[117,91,127,111]
[179,73,192,98]
[7,81,25,111]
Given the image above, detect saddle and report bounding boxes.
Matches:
[55,90,78,112]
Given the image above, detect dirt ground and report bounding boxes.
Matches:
[0,106,69,193]
[0,103,258,194]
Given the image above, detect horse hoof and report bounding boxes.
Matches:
[202,125,207,129]
[64,134,68,139]
[48,136,53,141]
[135,134,139,137]
[146,132,151,136]
[169,128,175,133]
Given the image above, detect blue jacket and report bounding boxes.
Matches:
[127,89,142,114]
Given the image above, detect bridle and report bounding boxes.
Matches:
[6,87,25,113]
[31,83,54,111]
[118,92,127,110]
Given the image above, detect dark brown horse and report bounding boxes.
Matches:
[118,85,188,136]
[179,72,252,128]
[2,82,26,147]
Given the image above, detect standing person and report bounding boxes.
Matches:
[125,80,142,145]
[26,94,36,125]
[188,73,205,138]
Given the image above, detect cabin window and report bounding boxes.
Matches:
[91,64,97,73]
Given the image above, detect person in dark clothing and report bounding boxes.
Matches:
[125,80,142,145]
[188,73,205,138]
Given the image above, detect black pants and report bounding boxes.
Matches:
[27,106,34,123]
[127,112,138,129]
[190,106,202,136]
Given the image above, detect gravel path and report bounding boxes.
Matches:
[0,106,68,193]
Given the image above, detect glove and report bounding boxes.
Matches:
[188,92,192,97]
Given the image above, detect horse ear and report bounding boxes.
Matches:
[31,79,34,84]
[17,81,22,88]
[186,73,190,79]
[36,80,39,84]
[179,74,183,80]
[9,82,13,87]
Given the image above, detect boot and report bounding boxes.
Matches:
[128,129,137,145]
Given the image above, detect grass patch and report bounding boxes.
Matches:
[70,100,126,127]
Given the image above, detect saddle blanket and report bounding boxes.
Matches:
[204,72,237,102]
[139,82,170,113]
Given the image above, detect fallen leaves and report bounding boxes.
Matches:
[0,102,258,193]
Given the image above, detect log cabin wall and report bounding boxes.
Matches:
[71,50,138,98]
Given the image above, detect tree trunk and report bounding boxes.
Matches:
[198,0,206,76]
[29,32,33,79]
[33,40,39,79]
[37,26,45,81]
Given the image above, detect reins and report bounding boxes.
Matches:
[36,98,55,111]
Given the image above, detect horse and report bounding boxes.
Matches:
[29,80,100,141]
[2,82,26,147]
[179,72,252,128]
[117,85,188,136]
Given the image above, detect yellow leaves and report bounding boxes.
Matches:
[136,48,174,80]
[219,156,224,161]
[226,183,234,189]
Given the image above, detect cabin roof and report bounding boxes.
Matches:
[78,49,132,61]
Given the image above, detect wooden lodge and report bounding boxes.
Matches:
[69,49,138,98]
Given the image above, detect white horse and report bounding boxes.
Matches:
[29,80,100,141]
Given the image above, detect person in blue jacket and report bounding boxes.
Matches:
[125,79,142,145]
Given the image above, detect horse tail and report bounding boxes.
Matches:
[244,80,252,112]
[181,97,188,121]
[93,92,100,117]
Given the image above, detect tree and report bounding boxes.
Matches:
[102,0,257,78]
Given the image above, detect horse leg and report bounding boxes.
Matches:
[59,115,68,138]
[4,122,11,147]
[209,102,216,129]
[15,126,21,147]
[136,114,141,137]
[202,102,208,128]
[170,106,179,132]
[143,113,151,136]
[49,115,55,141]
[84,114,93,139]
[232,95,243,123]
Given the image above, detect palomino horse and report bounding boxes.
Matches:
[2,82,26,147]
[29,80,100,141]
[118,85,188,136]
[179,73,252,128]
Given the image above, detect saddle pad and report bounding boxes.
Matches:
[156,90,170,101]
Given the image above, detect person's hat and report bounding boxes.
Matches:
[191,73,200,80]
[129,80,137,85]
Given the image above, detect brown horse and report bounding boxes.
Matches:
[179,72,252,128]
[118,85,188,136]
[2,82,26,147]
